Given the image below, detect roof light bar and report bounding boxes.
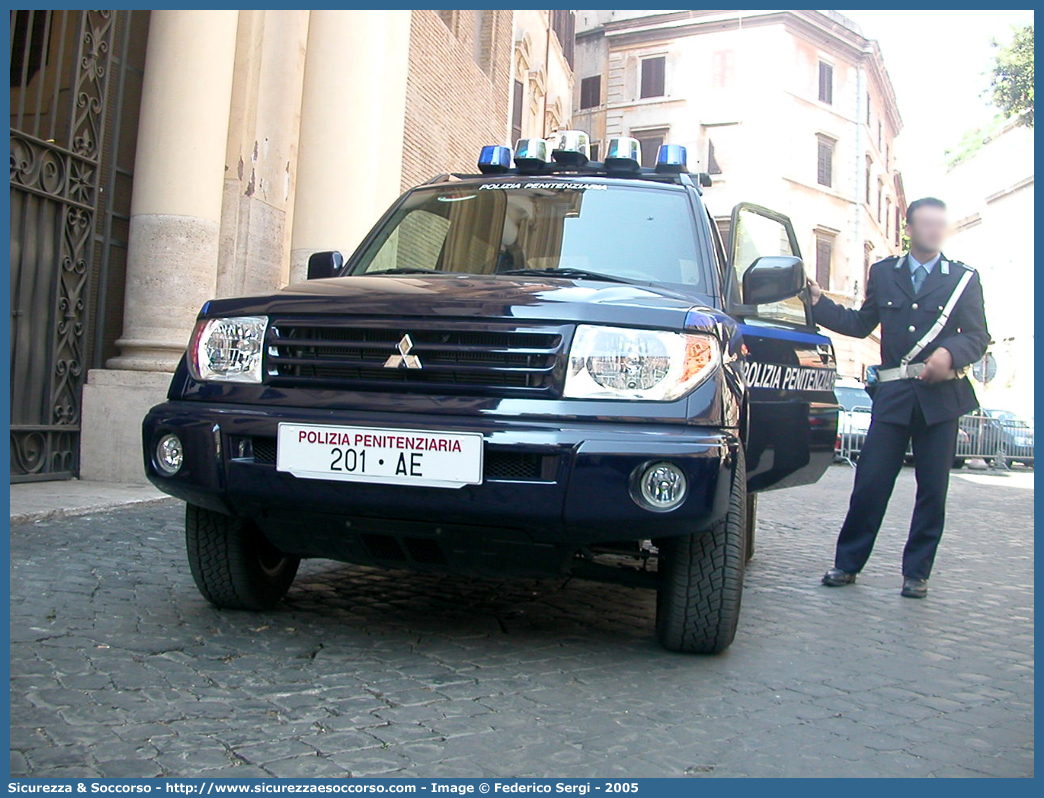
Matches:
[604,137,641,172]
[655,144,689,174]
[477,145,513,174]
[550,130,591,166]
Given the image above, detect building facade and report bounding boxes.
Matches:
[573,10,905,379]
[9,9,574,483]
[944,121,1034,418]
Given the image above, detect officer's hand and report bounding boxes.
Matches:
[806,278,822,305]
[920,347,954,383]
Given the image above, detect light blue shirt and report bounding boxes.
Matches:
[907,251,941,276]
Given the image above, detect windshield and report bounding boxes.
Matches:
[984,408,1021,423]
[350,182,708,289]
[835,386,871,411]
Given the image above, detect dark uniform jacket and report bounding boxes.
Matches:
[813,253,990,426]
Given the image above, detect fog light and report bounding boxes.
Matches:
[155,434,184,476]
[632,461,687,512]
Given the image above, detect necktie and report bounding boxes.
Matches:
[911,265,927,293]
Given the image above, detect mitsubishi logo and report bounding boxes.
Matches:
[384,334,422,369]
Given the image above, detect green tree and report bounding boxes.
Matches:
[988,23,1033,127]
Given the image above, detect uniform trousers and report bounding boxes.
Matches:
[835,402,960,580]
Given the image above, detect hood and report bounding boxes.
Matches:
[202,273,720,332]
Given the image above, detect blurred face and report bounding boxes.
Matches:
[905,204,948,253]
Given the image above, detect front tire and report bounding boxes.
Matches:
[185,504,300,610]
[655,445,747,654]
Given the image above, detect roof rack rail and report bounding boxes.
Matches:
[425,164,708,193]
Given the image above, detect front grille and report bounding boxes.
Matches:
[266,319,567,396]
[251,437,277,465]
[248,436,553,482]
[483,450,545,481]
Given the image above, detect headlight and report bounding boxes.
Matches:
[188,316,268,383]
[564,325,719,401]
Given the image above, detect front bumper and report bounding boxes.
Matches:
[143,402,739,573]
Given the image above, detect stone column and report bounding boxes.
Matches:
[107,9,239,372]
[80,10,238,481]
[217,10,310,298]
[289,10,411,283]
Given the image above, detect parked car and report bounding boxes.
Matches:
[981,409,1034,466]
[835,379,970,470]
[142,133,840,654]
[834,381,872,461]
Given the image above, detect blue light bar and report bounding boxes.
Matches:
[478,145,513,174]
[655,144,689,173]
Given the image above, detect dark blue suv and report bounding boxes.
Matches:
[143,134,839,653]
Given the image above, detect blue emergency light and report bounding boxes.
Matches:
[655,144,688,174]
[604,136,641,172]
[478,145,513,174]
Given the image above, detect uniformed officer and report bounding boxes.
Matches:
[807,197,990,598]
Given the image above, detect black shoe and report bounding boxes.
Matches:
[901,577,928,599]
[822,567,857,587]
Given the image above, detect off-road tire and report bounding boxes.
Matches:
[185,504,300,610]
[655,445,746,654]
[744,493,757,562]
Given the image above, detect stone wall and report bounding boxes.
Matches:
[401,10,513,189]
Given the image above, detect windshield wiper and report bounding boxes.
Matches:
[500,267,635,285]
[366,268,444,275]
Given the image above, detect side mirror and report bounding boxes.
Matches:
[307,250,343,280]
[742,255,805,305]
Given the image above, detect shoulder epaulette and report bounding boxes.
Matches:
[874,255,900,269]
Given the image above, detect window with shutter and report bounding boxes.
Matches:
[864,242,873,297]
[816,233,834,289]
[818,62,833,104]
[877,178,883,222]
[640,56,665,99]
[636,132,666,167]
[579,76,600,109]
[511,80,524,145]
[817,136,834,187]
[865,155,872,204]
[707,139,721,175]
[551,10,575,70]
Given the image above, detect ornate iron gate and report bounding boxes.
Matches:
[10,10,147,481]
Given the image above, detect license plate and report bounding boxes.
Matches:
[276,423,483,488]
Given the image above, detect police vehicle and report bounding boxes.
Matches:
[142,132,839,653]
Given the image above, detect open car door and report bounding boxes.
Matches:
[727,203,839,492]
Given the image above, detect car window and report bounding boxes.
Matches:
[352,183,711,290]
[835,386,871,411]
[365,210,451,273]
[731,207,808,326]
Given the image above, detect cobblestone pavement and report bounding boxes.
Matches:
[10,466,1033,778]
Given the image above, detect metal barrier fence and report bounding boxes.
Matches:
[836,412,1034,470]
